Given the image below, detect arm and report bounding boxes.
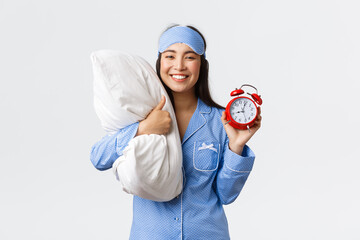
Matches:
[90,96,171,171]
[90,122,139,171]
[214,141,255,205]
[214,108,262,204]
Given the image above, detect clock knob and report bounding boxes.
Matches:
[230,89,244,96]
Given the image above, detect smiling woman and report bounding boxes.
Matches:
[156,25,223,111]
[90,24,262,239]
[160,43,201,96]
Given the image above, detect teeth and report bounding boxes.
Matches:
[172,75,187,79]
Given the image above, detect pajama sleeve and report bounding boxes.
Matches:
[90,122,139,171]
[214,138,255,205]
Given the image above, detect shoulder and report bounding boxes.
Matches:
[192,99,228,148]
[205,103,225,121]
[211,106,225,118]
[198,98,225,118]
[198,99,225,130]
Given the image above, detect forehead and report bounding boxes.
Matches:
[164,43,195,53]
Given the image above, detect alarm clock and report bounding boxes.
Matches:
[225,84,263,130]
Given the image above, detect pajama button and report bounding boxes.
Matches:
[174,217,179,221]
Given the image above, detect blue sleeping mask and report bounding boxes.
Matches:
[158,26,206,57]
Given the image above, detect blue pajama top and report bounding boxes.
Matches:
[90,98,256,240]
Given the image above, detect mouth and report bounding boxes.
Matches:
[170,74,189,82]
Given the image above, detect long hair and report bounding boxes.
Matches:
[156,25,224,110]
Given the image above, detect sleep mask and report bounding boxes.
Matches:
[158,26,206,57]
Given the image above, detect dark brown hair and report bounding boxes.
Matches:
[156,25,224,110]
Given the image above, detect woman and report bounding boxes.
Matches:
[91,25,262,239]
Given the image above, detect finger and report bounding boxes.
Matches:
[254,115,262,124]
[154,95,166,110]
[253,119,261,127]
[221,111,227,124]
[257,107,261,115]
[221,111,233,129]
[253,117,262,128]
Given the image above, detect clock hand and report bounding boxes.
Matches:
[242,101,247,111]
[242,112,246,121]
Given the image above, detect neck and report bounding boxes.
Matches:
[172,90,198,113]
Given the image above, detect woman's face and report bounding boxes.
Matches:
[160,43,201,95]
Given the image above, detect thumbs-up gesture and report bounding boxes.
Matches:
[136,96,172,136]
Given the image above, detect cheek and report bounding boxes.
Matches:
[160,60,171,75]
[189,61,201,77]
[160,61,171,83]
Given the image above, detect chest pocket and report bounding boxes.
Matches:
[193,141,220,171]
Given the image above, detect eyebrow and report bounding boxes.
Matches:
[162,50,197,55]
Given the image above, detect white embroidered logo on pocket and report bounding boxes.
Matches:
[198,143,218,153]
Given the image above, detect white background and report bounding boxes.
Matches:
[1,0,359,239]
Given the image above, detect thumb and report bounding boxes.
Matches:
[154,95,166,110]
[221,111,228,124]
[221,111,231,128]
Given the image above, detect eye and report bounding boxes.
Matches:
[165,55,174,59]
[185,55,196,60]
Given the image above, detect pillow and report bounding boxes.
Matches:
[91,50,183,201]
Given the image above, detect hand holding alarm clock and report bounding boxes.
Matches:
[225,84,263,131]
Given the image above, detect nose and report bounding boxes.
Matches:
[174,58,185,71]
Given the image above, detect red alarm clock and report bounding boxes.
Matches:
[225,84,263,130]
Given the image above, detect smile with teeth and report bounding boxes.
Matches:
[171,74,189,80]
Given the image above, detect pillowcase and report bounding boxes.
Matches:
[91,50,183,201]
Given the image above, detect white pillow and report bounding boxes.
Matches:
[91,50,183,201]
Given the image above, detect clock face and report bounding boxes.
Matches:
[229,97,257,124]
